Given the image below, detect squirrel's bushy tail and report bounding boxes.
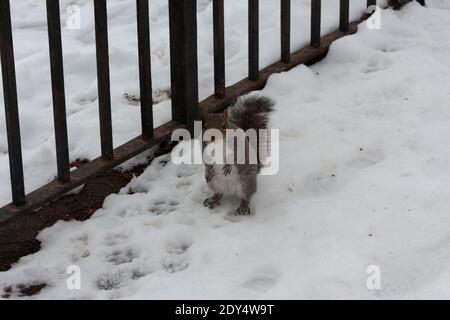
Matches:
[228,95,275,131]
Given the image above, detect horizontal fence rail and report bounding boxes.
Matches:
[0,0,426,221]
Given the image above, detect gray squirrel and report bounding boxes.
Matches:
[203,95,275,216]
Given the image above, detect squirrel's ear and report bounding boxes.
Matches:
[223,109,229,120]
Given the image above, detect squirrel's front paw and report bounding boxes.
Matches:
[204,198,220,209]
[234,207,251,216]
[222,164,232,176]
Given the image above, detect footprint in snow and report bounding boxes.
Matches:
[148,200,179,215]
[161,236,193,273]
[106,248,139,266]
[243,267,281,292]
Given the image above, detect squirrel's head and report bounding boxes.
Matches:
[203,110,228,144]
[205,110,228,130]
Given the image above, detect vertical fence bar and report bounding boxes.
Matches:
[168,0,199,133]
[417,0,425,5]
[339,0,349,33]
[248,0,259,81]
[94,0,113,160]
[367,0,376,11]
[136,0,154,138]
[366,0,376,19]
[311,0,321,48]
[213,0,225,98]
[0,0,26,206]
[46,0,71,182]
[281,0,291,63]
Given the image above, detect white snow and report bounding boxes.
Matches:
[3,1,450,300]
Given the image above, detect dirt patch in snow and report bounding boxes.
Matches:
[2,283,47,299]
[0,142,175,272]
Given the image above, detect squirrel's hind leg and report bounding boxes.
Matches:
[234,165,258,216]
[235,200,251,216]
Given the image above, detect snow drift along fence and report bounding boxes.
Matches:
[0,0,423,221]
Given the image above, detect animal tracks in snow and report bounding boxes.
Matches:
[162,236,193,273]
[148,200,179,216]
[106,248,139,266]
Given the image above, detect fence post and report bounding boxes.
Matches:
[46,0,71,182]
[311,0,321,48]
[248,0,259,80]
[281,0,291,63]
[136,0,154,138]
[339,0,349,33]
[367,0,376,11]
[0,0,26,206]
[213,0,225,98]
[168,0,199,134]
[94,0,114,160]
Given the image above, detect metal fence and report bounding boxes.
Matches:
[0,0,424,220]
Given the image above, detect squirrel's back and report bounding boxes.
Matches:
[228,95,275,131]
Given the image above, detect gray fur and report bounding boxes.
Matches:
[204,95,274,216]
[228,95,275,131]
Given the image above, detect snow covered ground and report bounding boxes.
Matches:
[0,0,375,206]
[3,0,450,300]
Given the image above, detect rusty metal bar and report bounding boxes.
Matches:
[367,0,376,9]
[213,0,225,98]
[311,0,321,48]
[281,0,291,63]
[0,0,26,206]
[168,0,199,134]
[46,0,71,183]
[339,0,350,33]
[94,0,113,160]
[248,0,259,80]
[136,0,154,138]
